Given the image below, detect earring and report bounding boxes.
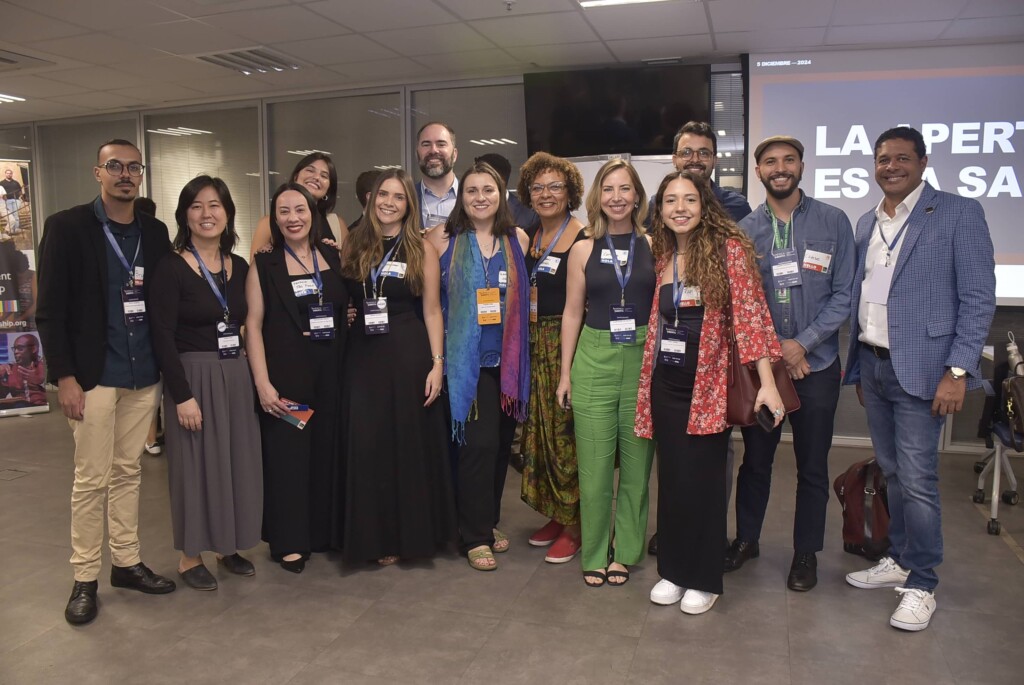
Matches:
[634,202,639,208]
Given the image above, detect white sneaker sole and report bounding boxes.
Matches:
[544,551,578,564]
[650,592,684,606]
[890,615,931,631]
[845,574,907,590]
[528,538,556,547]
[681,595,718,615]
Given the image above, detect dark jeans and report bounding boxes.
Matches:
[735,358,841,553]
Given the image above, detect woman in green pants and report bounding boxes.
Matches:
[556,159,656,587]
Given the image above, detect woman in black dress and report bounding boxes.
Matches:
[150,176,262,590]
[339,169,455,565]
[245,182,348,573]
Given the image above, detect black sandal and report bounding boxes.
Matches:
[606,568,630,587]
[583,570,607,588]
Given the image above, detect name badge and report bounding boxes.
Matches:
[121,286,146,325]
[133,266,145,286]
[477,288,501,325]
[291,278,318,298]
[864,260,895,305]
[382,261,407,279]
[600,249,629,266]
[537,255,561,275]
[498,270,507,289]
[529,285,538,323]
[217,321,241,359]
[659,325,687,366]
[364,298,389,335]
[609,304,636,344]
[424,213,446,228]
[803,249,832,273]
[677,285,702,308]
[770,248,802,289]
[308,303,336,340]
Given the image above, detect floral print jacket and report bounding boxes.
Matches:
[634,237,781,437]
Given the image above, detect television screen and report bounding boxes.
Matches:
[524,65,710,158]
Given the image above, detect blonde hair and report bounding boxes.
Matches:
[584,158,647,239]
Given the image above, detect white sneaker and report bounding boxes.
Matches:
[680,589,718,615]
[144,442,162,455]
[650,578,685,605]
[889,588,936,631]
[845,556,909,589]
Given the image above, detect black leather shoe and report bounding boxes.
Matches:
[647,533,658,556]
[218,553,255,576]
[510,451,526,474]
[65,580,98,625]
[179,563,218,591]
[110,562,176,594]
[280,558,305,574]
[723,539,759,572]
[787,552,818,592]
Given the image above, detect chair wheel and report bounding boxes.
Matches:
[972,489,986,504]
[1002,491,1019,506]
[987,520,1001,535]
[974,461,986,474]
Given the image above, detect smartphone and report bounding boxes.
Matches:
[755,405,776,432]
[562,396,571,410]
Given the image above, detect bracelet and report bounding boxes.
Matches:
[432,354,445,364]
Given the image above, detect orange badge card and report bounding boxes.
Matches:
[476,287,501,325]
[529,285,539,323]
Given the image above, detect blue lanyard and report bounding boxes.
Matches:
[671,253,685,325]
[370,235,403,298]
[876,218,910,267]
[187,246,229,321]
[604,231,636,306]
[479,234,500,288]
[283,243,323,303]
[101,223,141,286]
[530,214,571,284]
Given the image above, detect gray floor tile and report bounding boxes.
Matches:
[932,608,1024,685]
[628,637,790,685]
[131,636,307,685]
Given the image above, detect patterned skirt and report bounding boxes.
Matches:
[521,314,580,525]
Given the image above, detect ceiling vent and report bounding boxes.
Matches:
[0,49,55,73]
[194,48,300,76]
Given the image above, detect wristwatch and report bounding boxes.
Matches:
[949,367,967,381]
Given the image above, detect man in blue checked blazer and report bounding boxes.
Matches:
[842,126,996,632]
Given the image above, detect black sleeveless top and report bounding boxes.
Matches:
[525,227,587,318]
[583,232,656,329]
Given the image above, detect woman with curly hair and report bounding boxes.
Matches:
[516,152,588,563]
[636,171,783,615]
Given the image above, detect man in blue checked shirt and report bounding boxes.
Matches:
[725,135,854,594]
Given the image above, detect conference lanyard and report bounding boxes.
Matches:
[530,214,571,285]
[877,218,910,267]
[283,243,324,305]
[369,235,403,300]
[187,246,229,322]
[102,223,142,287]
[604,231,636,307]
[479,234,500,288]
[769,208,793,251]
[672,254,684,327]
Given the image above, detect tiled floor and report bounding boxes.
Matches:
[2,402,1023,684]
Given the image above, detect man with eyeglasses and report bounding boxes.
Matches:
[0,333,46,406]
[37,138,175,626]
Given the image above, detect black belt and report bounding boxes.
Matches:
[865,344,890,360]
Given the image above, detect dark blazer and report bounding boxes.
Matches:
[252,241,344,337]
[35,200,171,390]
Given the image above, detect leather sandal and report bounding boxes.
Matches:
[467,546,497,571]
[492,529,510,553]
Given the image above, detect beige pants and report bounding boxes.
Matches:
[68,383,161,581]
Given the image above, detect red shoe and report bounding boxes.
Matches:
[545,531,581,564]
[528,520,564,547]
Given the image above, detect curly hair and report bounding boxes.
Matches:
[515,152,584,212]
[650,171,758,310]
[584,158,648,239]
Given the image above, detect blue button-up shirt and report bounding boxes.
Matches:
[739,192,854,372]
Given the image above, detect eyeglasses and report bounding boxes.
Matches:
[98,160,146,177]
[674,148,713,161]
[529,182,567,195]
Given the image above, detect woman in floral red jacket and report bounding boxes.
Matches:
[634,171,783,615]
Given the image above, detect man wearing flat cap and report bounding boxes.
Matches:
[724,135,855,592]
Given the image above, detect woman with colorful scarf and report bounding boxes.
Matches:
[425,161,531,572]
[556,159,657,588]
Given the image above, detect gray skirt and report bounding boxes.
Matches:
[164,352,263,557]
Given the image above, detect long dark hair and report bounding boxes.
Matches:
[172,175,238,253]
[444,161,515,238]
[268,182,318,250]
[290,152,338,214]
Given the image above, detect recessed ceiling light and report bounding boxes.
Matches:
[0,93,26,104]
[287,149,332,156]
[718,130,727,136]
[579,0,674,8]
[147,127,213,136]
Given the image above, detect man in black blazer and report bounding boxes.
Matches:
[36,139,176,626]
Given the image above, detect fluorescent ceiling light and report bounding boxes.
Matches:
[147,127,212,136]
[287,149,332,156]
[0,93,26,104]
[579,0,673,8]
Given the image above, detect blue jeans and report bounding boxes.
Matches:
[4,198,19,232]
[859,348,944,591]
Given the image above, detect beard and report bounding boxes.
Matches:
[419,154,453,179]
[761,172,801,200]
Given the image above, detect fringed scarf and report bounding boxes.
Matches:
[445,230,530,442]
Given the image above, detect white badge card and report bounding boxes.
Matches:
[537,255,561,275]
[363,298,389,335]
[678,285,702,307]
[864,262,895,305]
[308,303,336,340]
[802,249,833,274]
[121,286,146,325]
[291,278,318,298]
[382,261,407,279]
[600,249,630,266]
[216,321,241,359]
[609,304,636,344]
[770,248,802,289]
[498,270,508,289]
[133,266,145,286]
[659,325,687,366]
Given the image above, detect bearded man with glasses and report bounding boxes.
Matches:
[37,139,176,626]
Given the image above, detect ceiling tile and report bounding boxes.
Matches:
[505,41,616,68]
[200,5,350,43]
[8,0,182,30]
[584,1,709,41]
[327,57,431,80]
[250,66,348,89]
[471,11,600,48]
[0,100,92,123]
[942,14,1024,38]
[0,75,92,99]
[605,34,714,62]
[110,19,255,55]
[176,74,278,96]
[48,91,146,110]
[368,23,497,57]
[715,27,827,52]
[107,83,206,105]
[709,0,832,32]
[114,56,232,81]
[30,33,165,66]
[41,66,154,90]
[303,0,459,31]
[831,0,968,26]
[435,0,578,21]
[961,0,1024,17]
[825,21,951,45]
[0,6,90,43]
[413,48,523,73]
[149,0,291,18]
[272,34,400,65]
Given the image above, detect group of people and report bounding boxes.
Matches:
[35,119,995,636]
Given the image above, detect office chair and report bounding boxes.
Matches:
[974,345,1022,535]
